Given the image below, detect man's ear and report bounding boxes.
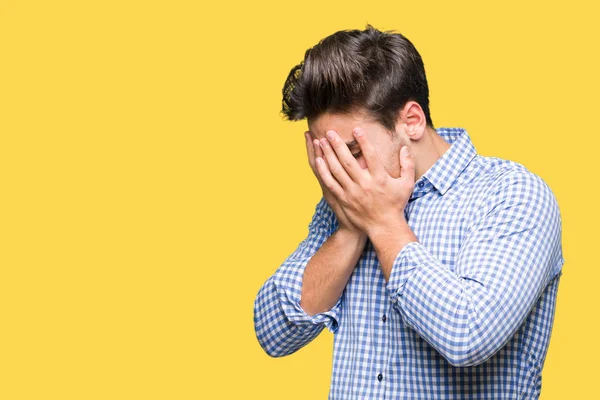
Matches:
[394,101,426,141]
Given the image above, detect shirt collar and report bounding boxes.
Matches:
[413,127,477,197]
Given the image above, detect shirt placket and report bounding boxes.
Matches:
[371,255,389,398]
[380,285,394,398]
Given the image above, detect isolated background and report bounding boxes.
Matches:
[1,1,598,399]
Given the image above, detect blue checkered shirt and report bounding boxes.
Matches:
[254,127,565,399]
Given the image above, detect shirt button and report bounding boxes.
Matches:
[382,314,387,323]
[418,181,424,188]
[377,373,383,382]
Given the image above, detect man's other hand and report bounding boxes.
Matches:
[305,130,366,239]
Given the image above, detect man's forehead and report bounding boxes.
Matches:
[307,124,355,139]
[307,110,371,143]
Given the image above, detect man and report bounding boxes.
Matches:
[254,25,564,399]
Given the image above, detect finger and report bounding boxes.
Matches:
[313,136,341,200]
[317,140,343,188]
[313,138,323,159]
[312,138,329,188]
[305,131,316,171]
[315,156,345,199]
[352,127,386,179]
[399,145,415,182]
[319,134,354,189]
[325,130,365,184]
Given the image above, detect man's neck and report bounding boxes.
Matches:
[414,127,452,182]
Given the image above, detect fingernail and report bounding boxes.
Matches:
[326,131,335,140]
[353,128,363,137]
[320,138,329,147]
[402,146,410,156]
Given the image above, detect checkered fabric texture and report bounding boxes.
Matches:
[254,127,565,399]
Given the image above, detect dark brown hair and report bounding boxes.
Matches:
[281,24,434,131]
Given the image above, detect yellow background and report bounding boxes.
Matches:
[1,1,597,398]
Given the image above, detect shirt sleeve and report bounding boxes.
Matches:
[386,170,565,367]
[254,196,342,357]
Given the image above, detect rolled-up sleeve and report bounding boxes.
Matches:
[254,196,342,357]
[386,170,565,367]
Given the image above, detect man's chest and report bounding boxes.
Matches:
[341,175,487,314]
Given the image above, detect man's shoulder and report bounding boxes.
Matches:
[470,155,559,219]
[471,155,553,196]
[468,155,564,277]
[472,154,529,182]
[464,155,560,224]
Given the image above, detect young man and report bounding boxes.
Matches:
[254,25,564,399]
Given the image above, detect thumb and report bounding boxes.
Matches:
[399,145,415,181]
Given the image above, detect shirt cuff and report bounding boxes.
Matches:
[273,258,342,334]
[386,241,438,303]
[282,293,342,333]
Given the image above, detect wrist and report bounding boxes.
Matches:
[336,227,368,244]
[367,218,416,248]
[367,219,418,282]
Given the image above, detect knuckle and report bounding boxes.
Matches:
[360,184,372,196]
[345,189,353,200]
